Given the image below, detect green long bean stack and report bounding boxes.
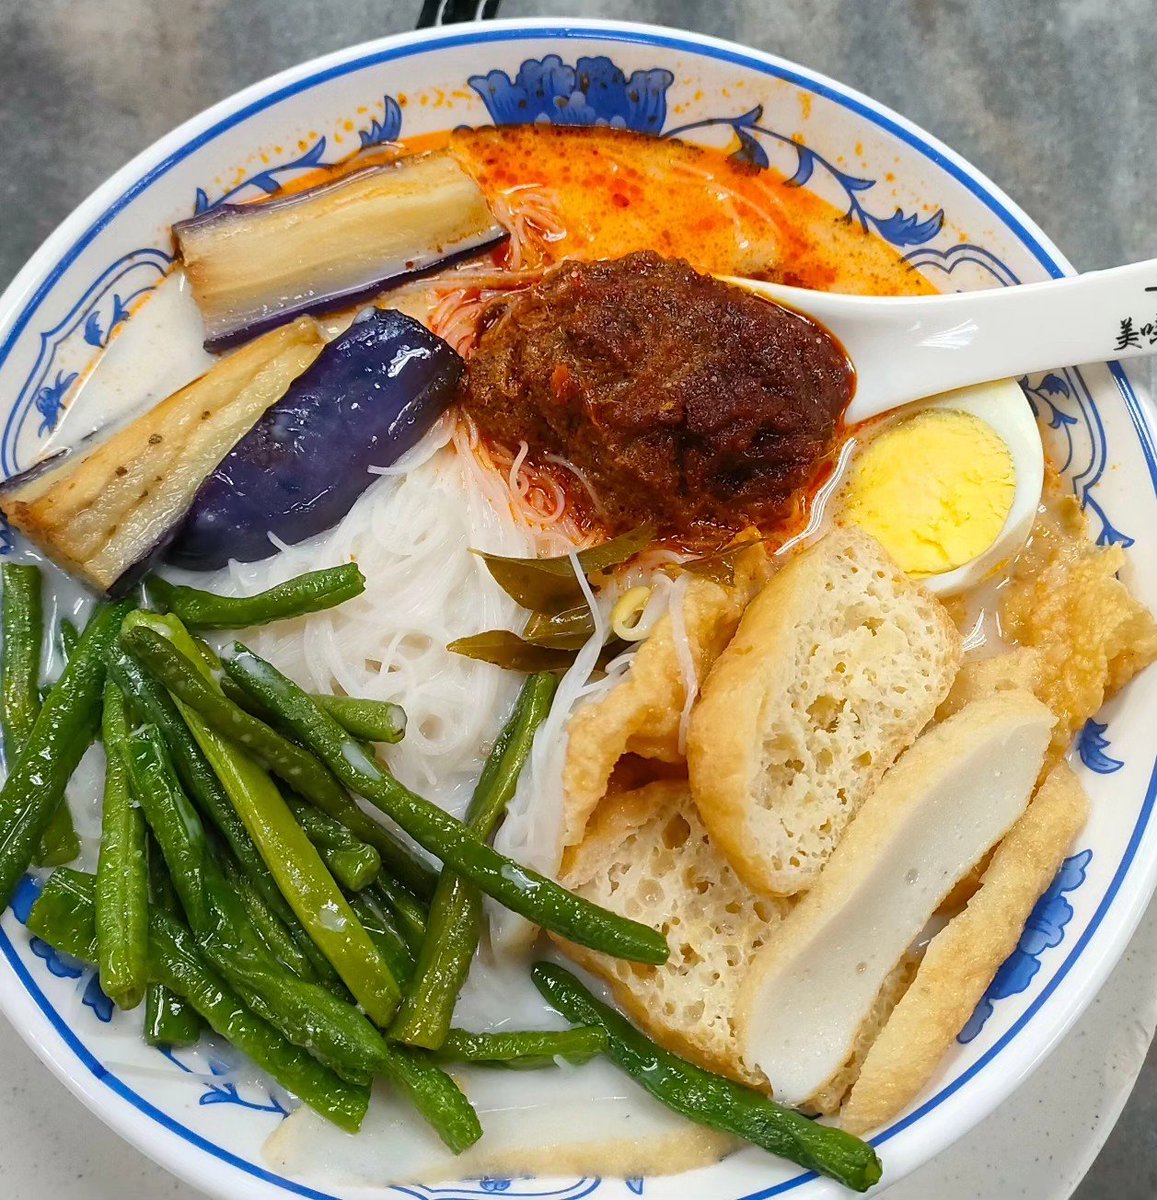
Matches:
[27,868,369,1131]
[194,871,480,1150]
[121,615,436,898]
[113,609,479,1150]
[222,646,669,966]
[394,672,556,1047]
[126,612,402,1023]
[185,711,403,1026]
[106,640,342,988]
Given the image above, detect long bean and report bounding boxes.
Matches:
[147,565,365,631]
[108,714,376,1082]
[144,980,202,1047]
[59,618,80,659]
[221,856,321,983]
[106,641,341,988]
[122,614,435,898]
[346,890,415,986]
[285,794,380,892]
[95,682,149,1010]
[149,909,370,1131]
[185,703,402,1026]
[144,838,202,1047]
[223,646,668,966]
[221,676,407,745]
[121,724,211,932]
[1,564,80,867]
[1,563,42,763]
[123,620,352,811]
[436,1026,606,1069]
[393,673,556,1047]
[197,865,375,1083]
[0,598,132,910]
[101,704,472,1147]
[198,870,479,1151]
[27,868,369,1131]
[370,874,427,955]
[35,800,81,866]
[532,963,883,1193]
[313,696,405,744]
[25,866,100,959]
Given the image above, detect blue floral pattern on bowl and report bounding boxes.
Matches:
[193,137,329,215]
[158,1045,289,1116]
[396,1180,602,1199]
[360,95,404,149]
[1,245,172,475]
[667,104,944,247]
[469,55,673,133]
[1079,720,1126,774]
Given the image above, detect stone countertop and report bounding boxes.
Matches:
[0,2,1154,1197]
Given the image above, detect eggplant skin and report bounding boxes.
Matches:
[169,309,463,570]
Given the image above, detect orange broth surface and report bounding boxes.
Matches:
[280,124,937,548]
[288,124,936,301]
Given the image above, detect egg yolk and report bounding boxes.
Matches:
[841,409,1016,577]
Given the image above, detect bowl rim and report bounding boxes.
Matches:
[0,16,1154,1200]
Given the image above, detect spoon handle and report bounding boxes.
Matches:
[730,259,1157,422]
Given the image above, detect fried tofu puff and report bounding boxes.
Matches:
[561,539,770,847]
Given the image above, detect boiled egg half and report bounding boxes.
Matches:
[837,378,1044,595]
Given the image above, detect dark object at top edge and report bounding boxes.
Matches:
[417,0,502,28]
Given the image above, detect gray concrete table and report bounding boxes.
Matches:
[0,2,1154,1197]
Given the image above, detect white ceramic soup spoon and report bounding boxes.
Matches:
[725,259,1157,422]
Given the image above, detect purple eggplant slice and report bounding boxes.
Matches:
[168,308,463,570]
[174,150,509,350]
[0,319,325,596]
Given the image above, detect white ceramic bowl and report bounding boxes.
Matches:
[1,18,1154,1200]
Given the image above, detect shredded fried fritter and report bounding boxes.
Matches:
[1001,496,1157,765]
[936,647,1044,722]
